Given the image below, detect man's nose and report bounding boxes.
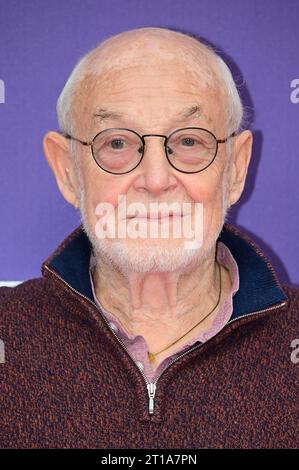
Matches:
[134,137,177,195]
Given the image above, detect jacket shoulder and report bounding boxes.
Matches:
[0,278,51,314]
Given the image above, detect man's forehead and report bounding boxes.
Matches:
[76,63,222,116]
[70,34,226,133]
[81,56,218,90]
[75,81,221,134]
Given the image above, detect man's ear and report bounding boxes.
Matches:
[43,131,80,208]
[228,130,253,206]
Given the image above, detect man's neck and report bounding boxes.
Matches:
[91,243,231,363]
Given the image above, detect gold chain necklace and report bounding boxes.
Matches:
[147,261,222,363]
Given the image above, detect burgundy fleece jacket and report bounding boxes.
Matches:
[0,222,298,448]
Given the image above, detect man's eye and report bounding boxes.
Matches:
[181,137,195,146]
[110,139,125,149]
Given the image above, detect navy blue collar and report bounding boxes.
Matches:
[42,223,288,320]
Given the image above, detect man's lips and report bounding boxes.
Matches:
[126,212,190,220]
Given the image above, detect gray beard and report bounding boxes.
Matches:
[75,161,230,276]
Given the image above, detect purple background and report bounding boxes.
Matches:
[0,0,298,285]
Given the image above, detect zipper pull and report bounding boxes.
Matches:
[147,383,156,414]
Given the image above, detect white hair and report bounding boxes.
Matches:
[215,56,244,135]
[56,27,247,137]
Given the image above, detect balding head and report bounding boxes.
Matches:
[57,27,243,137]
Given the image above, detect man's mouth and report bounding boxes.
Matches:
[126,211,189,221]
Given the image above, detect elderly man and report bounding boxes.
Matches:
[0,27,298,449]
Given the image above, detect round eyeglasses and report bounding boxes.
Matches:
[62,127,236,175]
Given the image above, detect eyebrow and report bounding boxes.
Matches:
[93,108,123,122]
[93,104,202,123]
[178,104,201,120]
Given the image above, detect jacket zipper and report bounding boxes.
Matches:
[43,264,287,416]
[149,299,287,414]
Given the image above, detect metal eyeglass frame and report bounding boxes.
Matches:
[62,127,237,175]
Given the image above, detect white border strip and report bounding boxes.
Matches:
[0,281,23,287]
